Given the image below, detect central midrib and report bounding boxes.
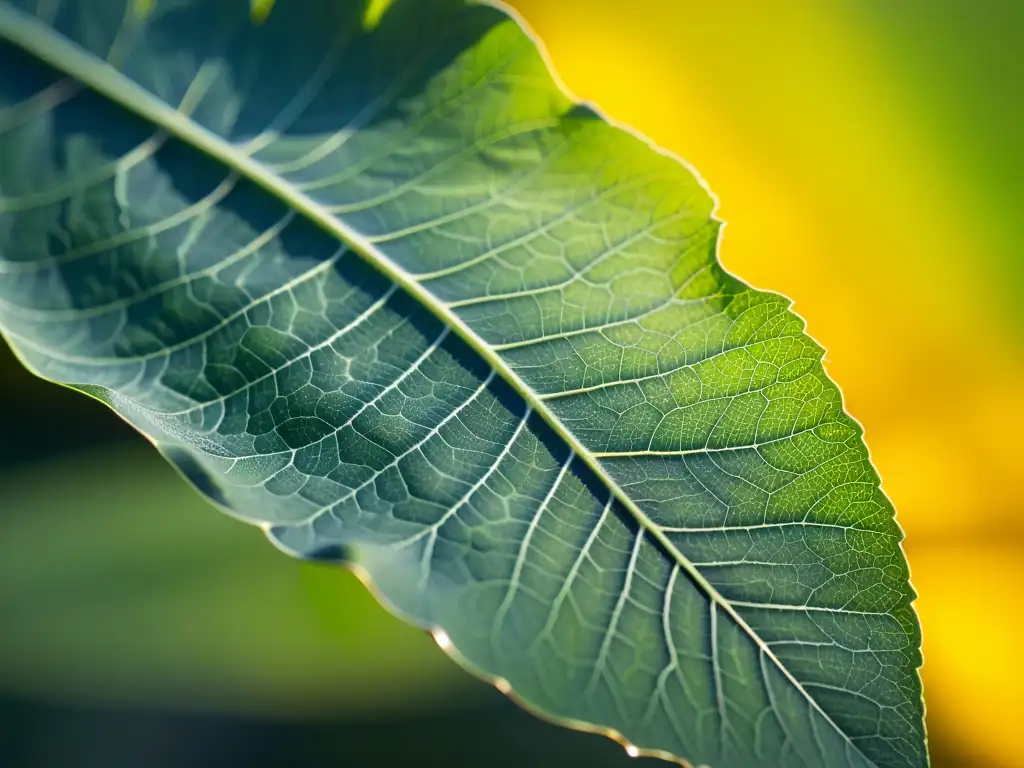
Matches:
[0,5,875,764]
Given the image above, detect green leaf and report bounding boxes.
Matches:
[0,1,925,766]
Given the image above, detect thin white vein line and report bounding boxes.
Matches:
[360,131,572,244]
[539,335,806,403]
[710,602,729,754]
[5,241,347,367]
[643,564,683,729]
[0,66,218,228]
[0,76,79,135]
[588,422,835,460]
[104,0,139,69]
[335,117,562,219]
[401,403,532,591]
[261,65,410,174]
[259,18,460,176]
[659,520,894,537]
[284,37,531,188]
[0,129,168,214]
[445,208,693,310]
[693,559,791,568]
[760,651,810,768]
[585,525,644,696]
[227,324,452,469]
[237,21,356,156]
[766,639,859,652]
[325,324,452,452]
[808,696,830,766]
[591,445,738,459]
[269,338,479,525]
[165,283,398,418]
[0,169,235,276]
[0,60,217,215]
[729,601,889,617]
[529,494,613,653]
[0,10,879,763]
[176,57,225,115]
[412,171,669,282]
[488,291,723,352]
[0,210,297,322]
[492,450,574,638]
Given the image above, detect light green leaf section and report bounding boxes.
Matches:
[0,2,925,766]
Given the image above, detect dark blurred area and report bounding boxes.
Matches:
[0,690,650,768]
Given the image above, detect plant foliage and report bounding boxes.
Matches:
[0,1,925,765]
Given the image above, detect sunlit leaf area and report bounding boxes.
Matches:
[0,1,1020,767]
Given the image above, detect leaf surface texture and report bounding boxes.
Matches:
[0,2,925,766]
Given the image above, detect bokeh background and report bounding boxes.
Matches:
[1,1,1021,766]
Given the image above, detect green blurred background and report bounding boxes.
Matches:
[1,1,1021,766]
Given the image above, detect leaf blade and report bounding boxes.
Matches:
[0,2,925,766]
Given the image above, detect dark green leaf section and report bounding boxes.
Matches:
[0,2,925,766]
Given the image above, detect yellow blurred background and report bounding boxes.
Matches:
[505,0,1024,765]
[0,2,1020,766]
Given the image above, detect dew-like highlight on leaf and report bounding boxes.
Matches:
[432,629,453,651]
